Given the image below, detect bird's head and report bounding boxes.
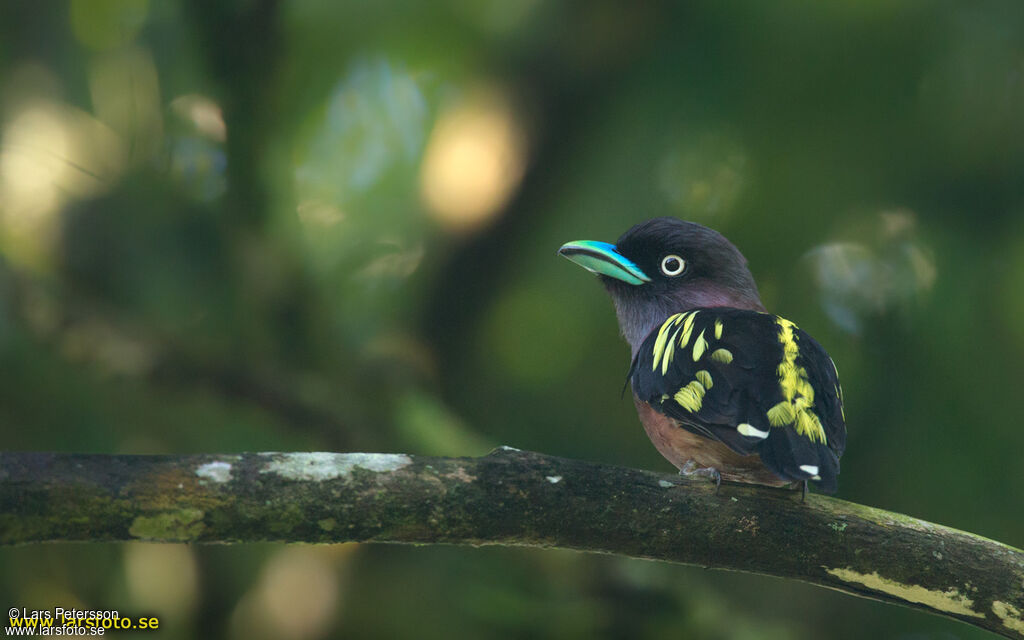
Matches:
[559,217,764,352]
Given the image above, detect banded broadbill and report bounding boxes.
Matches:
[559,218,846,492]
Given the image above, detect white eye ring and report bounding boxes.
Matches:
[660,254,686,276]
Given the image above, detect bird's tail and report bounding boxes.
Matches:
[759,427,840,493]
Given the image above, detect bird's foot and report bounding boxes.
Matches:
[802,479,808,503]
[680,460,722,492]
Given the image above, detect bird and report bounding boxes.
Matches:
[558,217,846,493]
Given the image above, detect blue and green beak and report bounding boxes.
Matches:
[558,240,651,285]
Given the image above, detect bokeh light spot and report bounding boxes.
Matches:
[0,101,125,269]
[806,209,936,333]
[230,546,347,640]
[124,543,198,618]
[355,238,425,281]
[295,199,344,228]
[295,57,428,204]
[420,88,527,234]
[171,94,227,142]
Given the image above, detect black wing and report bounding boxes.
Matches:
[629,308,846,492]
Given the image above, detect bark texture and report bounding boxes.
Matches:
[1,449,1022,638]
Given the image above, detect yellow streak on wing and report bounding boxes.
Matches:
[777,361,800,401]
[678,324,694,350]
[673,380,706,413]
[776,319,801,401]
[796,408,826,443]
[662,324,683,375]
[682,310,697,331]
[769,316,827,444]
[714,319,723,340]
[651,314,682,372]
[694,369,713,390]
[767,401,795,427]
[795,375,815,402]
[676,311,698,349]
[710,348,733,364]
[778,317,799,358]
[692,329,708,361]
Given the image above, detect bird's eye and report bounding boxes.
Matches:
[660,254,686,276]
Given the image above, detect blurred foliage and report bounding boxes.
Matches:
[1,1,1022,638]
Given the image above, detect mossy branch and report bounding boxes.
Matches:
[1,449,1022,638]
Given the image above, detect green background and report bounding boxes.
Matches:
[1,1,1022,638]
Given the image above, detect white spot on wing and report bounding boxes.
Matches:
[545,475,562,484]
[737,423,769,439]
[799,464,820,477]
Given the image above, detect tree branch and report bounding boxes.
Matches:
[2,449,1021,638]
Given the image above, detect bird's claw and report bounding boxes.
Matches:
[680,460,722,492]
